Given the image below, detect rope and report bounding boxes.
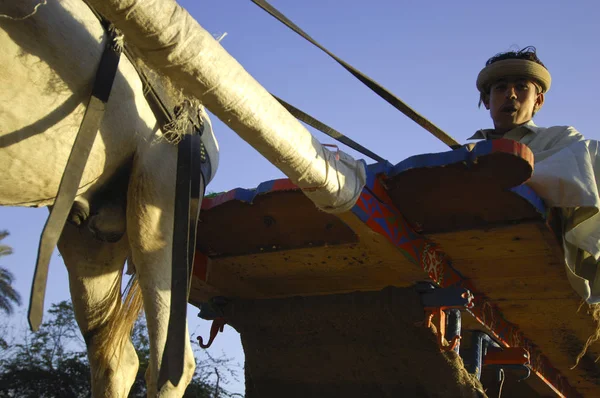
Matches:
[252,0,461,149]
[0,0,47,21]
[497,368,505,398]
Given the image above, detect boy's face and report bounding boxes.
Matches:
[484,78,544,133]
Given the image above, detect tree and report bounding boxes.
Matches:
[0,301,241,397]
[0,301,89,398]
[0,230,21,315]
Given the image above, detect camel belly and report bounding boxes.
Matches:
[0,112,135,207]
[0,0,159,207]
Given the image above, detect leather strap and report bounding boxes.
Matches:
[272,94,386,162]
[32,3,207,387]
[187,133,205,287]
[158,129,205,388]
[28,23,122,331]
[83,7,208,385]
[252,0,461,149]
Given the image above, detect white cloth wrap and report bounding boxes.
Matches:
[527,140,600,303]
[86,0,366,213]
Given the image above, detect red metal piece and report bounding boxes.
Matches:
[197,317,227,349]
[425,307,461,352]
[485,347,530,366]
[192,251,209,281]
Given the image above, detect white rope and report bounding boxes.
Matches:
[0,0,47,21]
[497,368,505,398]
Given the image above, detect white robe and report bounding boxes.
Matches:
[470,121,600,303]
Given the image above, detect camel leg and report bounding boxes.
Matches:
[127,142,196,397]
[58,222,140,398]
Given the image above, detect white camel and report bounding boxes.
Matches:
[0,0,219,395]
[1,0,367,396]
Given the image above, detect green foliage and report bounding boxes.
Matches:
[0,230,21,315]
[204,191,226,199]
[0,301,241,397]
[0,301,88,397]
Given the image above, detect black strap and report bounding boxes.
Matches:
[158,130,205,388]
[272,94,386,162]
[187,134,205,285]
[83,5,207,386]
[84,0,175,132]
[252,0,461,150]
[28,25,122,331]
[44,3,205,387]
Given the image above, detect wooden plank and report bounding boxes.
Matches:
[430,223,600,396]
[468,276,575,301]
[204,238,424,299]
[190,140,598,396]
[429,222,556,261]
[195,205,432,300]
[385,140,539,233]
[198,189,358,257]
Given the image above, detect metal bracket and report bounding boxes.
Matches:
[196,297,229,349]
[485,345,531,381]
[198,296,229,320]
[465,331,530,381]
[197,317,227,349]
[416,282,474,353]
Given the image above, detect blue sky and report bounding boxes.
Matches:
[1,0,599,394]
